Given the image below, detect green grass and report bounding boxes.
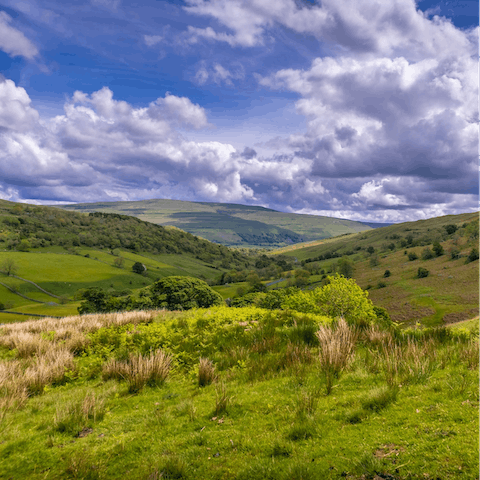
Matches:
[0,308,478,479]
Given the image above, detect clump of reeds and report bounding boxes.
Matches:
[198,358,216,387]
[459,337,479,370]
[316,318,359,395]
[102,349,172,393]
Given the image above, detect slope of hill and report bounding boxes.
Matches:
[0,200,253,322]
[59,199,372,247]
[270,212,479,326]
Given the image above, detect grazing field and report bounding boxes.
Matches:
[0,308,477,479]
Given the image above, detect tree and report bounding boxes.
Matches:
[78,287,109,314]
[417,267,429,278]
[466,248,479,264]
[444,224,457,235]
[17,239,30,252]
[132,262,146,274]
[432,242,444,257]
[313,275,377,327]
[337,256,355,278]
[149,276,223,310]
[367,246,375,255]
[1,258,18,276]
[114,257,125,269]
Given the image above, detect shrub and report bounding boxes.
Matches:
[214,382,232,415]
[408,252,418,261]
[421,247,434,260]
[383,269,391,278]
[466,248,479,264]
[417,267,429,278]
[316,319,358,395]
[198,358,216,387]
[444,224,458,235]
[432,242,444,257]
[377,281,386,289]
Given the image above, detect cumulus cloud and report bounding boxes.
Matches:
[144,34,164,46]
[0,11,38,59]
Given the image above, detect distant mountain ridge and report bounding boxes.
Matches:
[59,198,372,247]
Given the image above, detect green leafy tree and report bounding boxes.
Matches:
[17,239,30,252]
[78,288,109,314]
[314,275,377,327]
[0,258,18,276]
[417,267,429,278]
[149,276,223,310]
[132,262,146,274]
[337,257,355,278]
[114,257,125,269]
[432,242,444,257]
[466,248,479,264]
[444,224,457,235]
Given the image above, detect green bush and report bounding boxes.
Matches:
[417,267,429,278]
[466,248,479,264]
[421,247,434,260]
[150,276,223,310]
[408,252,418,261]
[383,270,391,278]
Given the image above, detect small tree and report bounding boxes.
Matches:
[417,267,429,278]
[432,242,444,257]
[466,248,479,264]
[1,258,18,276]
[367,246,375,255]
[337,256,355,278]
[114,257,125,269]
[17,239,30,252]
[132,262,146,274]
[383,269,391,278]
[421,247,434,260]
[408,252,418,261]
[444,224,457,235]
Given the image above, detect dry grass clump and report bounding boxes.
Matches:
[0,310,162,358]
[378,337,436,387]
[316,318,359,395]
[198,358,216,387]
[102,349,172,393]
[459,338,479,370]
[363,325,393,348]
[0,347,75,420]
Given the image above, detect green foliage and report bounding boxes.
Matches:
[421,247,434,260]
[444,224,458,235]
[0,258,17,276]
[132,262,145,274]
[417,267,429,278]
[383,269,391,278]
[408,251,418,261]
[466,248,479,264]
[337,256,354,278]
[150,276,223,310]
[432,241,444,257]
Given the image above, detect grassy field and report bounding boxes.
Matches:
[0,309,477,479]
[0,247,229,322]
[60,199,372,248]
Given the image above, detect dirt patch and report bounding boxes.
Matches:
[374,444,404,459]
[442,309,479,325]
[76,428,93,438]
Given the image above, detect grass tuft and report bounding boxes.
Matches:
[198,357,216,387]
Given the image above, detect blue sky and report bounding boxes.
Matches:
[0,0,477,222]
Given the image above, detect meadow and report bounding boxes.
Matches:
[0,306,478,479]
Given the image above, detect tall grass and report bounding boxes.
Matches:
[102,349,172,393]
[198,358,216,387]
[316,318,358,394]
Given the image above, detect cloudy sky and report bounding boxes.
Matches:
[0,0,478,222]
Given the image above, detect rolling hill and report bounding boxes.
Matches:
[59,199,373,247]
[270,211,479,326]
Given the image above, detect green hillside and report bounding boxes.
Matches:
[0,200,254,322]
[269,212,479,326]
[59,199,372,247]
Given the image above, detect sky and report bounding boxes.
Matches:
[0,0,478,223]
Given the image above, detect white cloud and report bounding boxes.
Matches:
[0,11,38,59]
[194,62,244,86]
[144,34,163,46]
